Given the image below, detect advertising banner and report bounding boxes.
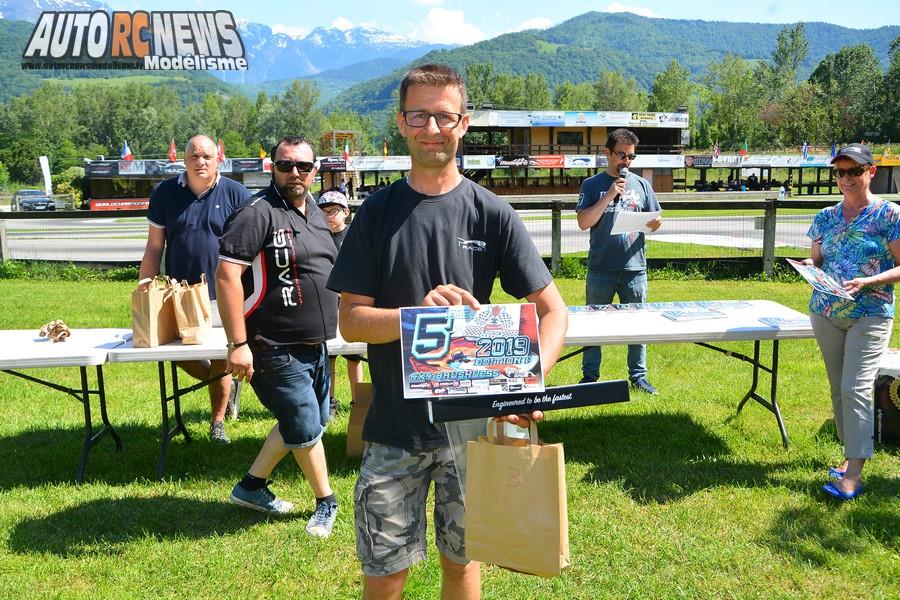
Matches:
[496,155,529,168]
[528,155,565,169]
[145,160,186,175]
[495,111,532,127]
[85,161,120,176]
[229,158,265,173]
[318,157,347,172]
[564,111,600,127]
[684,155,713,168]
[463,155,497,169]
[118,160,147,175]
[529,111,565,126]
[400,303,544,401]
[348,156,412,171]
[564,155,596,168]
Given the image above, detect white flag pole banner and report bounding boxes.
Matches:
[38,156,52,195]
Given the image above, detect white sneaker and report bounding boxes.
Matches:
[306,501,338,537]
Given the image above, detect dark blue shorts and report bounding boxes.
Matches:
[250,343,331,448]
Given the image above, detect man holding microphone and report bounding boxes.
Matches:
[576,128,663,394]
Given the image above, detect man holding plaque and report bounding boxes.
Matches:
[327,64,567,600]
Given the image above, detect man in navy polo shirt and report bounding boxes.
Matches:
[138,134,251,444]
[216,135,339,537]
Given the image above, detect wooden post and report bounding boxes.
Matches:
[551,202,562,274]
[0,219,7,262]
[762,198,777,277]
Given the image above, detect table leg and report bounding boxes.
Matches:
[76,366,94,484]
[155,361,224,479]
[170,362,192,444]
[157,361,171,480]
[96,365,122,451]
[72,365,122,483]
[696,339,789,449]
[734,340,789,449]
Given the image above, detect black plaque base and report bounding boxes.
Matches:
[427,380,630,423]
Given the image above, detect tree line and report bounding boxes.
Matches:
[465,25,899,153]
[0,23,896,186]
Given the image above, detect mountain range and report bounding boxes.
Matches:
[327,11,900,114]
[0,0,897,114]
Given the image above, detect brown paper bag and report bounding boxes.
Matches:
[465,422,570,578]
[346,382,372,457]
[131,276,179,348]
[172,274,212,345]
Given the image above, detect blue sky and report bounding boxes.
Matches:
[109,1,900,44]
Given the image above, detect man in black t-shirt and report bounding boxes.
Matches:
[216,135,339,538]
[327,64,568,599]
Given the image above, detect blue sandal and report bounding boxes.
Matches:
[822,481,863,501]
[828,467,845,480]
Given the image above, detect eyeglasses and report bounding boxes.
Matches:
[322,208,344,217]
[831,166,869,178]
[274,160,316,174]
[614,151,637,161]
[402,111,464,129]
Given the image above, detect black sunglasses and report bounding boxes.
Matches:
[614,151,637,160]
[274,160,316,173]
[831,166,869,178]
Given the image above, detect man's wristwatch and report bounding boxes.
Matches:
[226,340,248,351]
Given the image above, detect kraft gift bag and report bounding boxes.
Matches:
[131,276,179,348]
[465,421,570,578]
[172,274,212,345]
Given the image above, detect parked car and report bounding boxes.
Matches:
[13,189,54,211]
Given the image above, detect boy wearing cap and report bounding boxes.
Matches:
[318,191,364,418]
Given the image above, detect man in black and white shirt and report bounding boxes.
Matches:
[216,135,339,538]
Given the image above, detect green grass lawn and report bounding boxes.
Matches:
[0,278,897,599]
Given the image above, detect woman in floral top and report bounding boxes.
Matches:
[804,143,900,500]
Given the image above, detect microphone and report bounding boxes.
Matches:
[612,167,628,205]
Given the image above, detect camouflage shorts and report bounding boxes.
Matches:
[354,442,468,577]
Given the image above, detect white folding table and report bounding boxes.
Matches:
[0,328,131,482]
[107,328,369,479]
[562,300,814,448]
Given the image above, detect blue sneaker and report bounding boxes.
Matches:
[631,377,658,395]
[229,482,294,515]
[306,500,338,538]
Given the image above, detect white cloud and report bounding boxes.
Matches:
[410,8,485,44]
[510,17,553,32]
[605,3,660,18]
[414,0,445,5]
[271,24,312,39]
[331,16,354,30]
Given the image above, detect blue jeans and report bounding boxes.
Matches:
[582,270,648,381]
[250,343,331,448]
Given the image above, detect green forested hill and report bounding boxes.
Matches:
[328,11,900,114]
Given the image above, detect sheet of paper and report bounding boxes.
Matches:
[610,210,662,235]
[786,258,855,300]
